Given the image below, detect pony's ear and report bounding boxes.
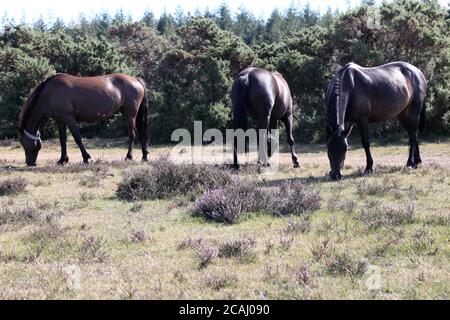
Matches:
[342,125,354,138]
[326,126,333,138]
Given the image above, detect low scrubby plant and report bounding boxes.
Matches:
[356,177,399,199]
[311,238,336,261]
[296,265,314,287]
[283,216,311,235]
[202,272,237,290]
[192,187,244,224]
[274,184,322,216]
[0,177,28,196]
[218,236,257,262]
[177,236,204,250]
[130,230,148,244]
[116,157,233,201]
[192,181,322,224]
[324,252,368,276]
[411,226,438,256]
[359,202,415,230]
[196,244,219,269]
[79,236,109,263]
[0,205,40,225]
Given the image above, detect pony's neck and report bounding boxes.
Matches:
[23,107,44,135]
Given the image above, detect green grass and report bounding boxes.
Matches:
[0,138,448,299]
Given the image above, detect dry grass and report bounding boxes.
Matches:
[0,138,448,299]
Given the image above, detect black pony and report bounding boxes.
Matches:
[326,62,427,180]
[232,67,300,169]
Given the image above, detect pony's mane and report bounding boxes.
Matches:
[333,63,353,128]
[18,73,61,130]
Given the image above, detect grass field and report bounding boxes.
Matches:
[0,137,449,300]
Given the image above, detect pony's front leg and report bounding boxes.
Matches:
[66,120,91,164]
[358,118,373,174]
[57,122,69,165]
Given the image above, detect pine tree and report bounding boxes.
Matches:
[142,10,156,28]
[216,4,233,31]
[157,11,176,36]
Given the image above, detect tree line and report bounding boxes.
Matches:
[0,0,449,143]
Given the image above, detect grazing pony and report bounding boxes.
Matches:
[18,73,149,166]
[232,67,300,169]
[325,62,427,180]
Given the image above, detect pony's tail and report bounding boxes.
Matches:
[136,78,149,158]
[18,73,61,131]
[232,75,249,131]
[419,100,426,136]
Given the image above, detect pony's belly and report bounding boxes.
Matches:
[74,104,120,122]
[369,103,408,122]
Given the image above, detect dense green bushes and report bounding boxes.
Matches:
[0,0,448,141]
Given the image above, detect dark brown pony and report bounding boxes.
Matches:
[232,67,300,169]
[18,73,149,166]
[326,62,427,180]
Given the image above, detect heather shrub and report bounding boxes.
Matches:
[196,244,219,269]
[359,202,415,230]
[192,187,243,224]
[356,177,399,199]
[324,252,368,276]
[0,206,40,225]
[283,216,311,234]
[79,236,109,263]
[116,157,233,201]
[218,236,257,262]
[275,184,322,216]
[0,177,28,196]
[192,181,322,224]
[202,272,237,290]
[191,181,268,224]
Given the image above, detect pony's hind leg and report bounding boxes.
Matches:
[57,122,69,165]
[66,119,91,164]
[125,117,136,161]
[398,109,420,169]
[267,118,278,158]
[258,116,270,167]
[282,114,300,168]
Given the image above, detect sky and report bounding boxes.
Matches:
[1,0,448,24]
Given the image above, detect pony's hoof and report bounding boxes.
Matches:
[141,157,148,162]
[293,163,302,169]
[57,157,69,166]
[364,168,373,176]
[125,156,133,161]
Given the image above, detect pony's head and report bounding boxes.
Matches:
[19,129,42,166]
[326,125,353,180]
